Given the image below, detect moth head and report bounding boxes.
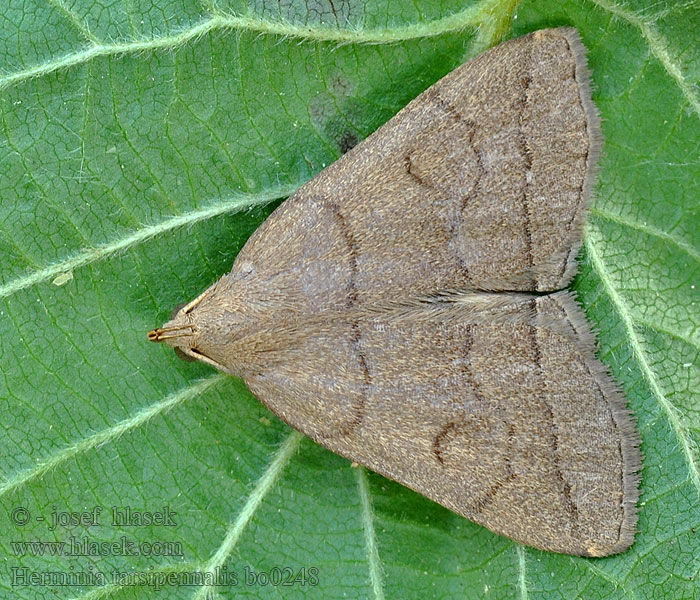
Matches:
[147,284,239,374]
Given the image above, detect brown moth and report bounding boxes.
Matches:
[149,28,641,556]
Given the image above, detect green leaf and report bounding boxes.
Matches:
[1,0,698,598]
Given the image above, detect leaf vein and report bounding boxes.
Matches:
[589,0,700,120]
[516,545,529,600]
[586,235,700,500]
[0,375,225,498]
[193,430,303,600]
[46,0,100,45]
[575,557,638,599]
[590,208,700,265]
[356,467,385,600]
[0,4,494,93]
[633,317,700,354]
[0,186,296,299]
